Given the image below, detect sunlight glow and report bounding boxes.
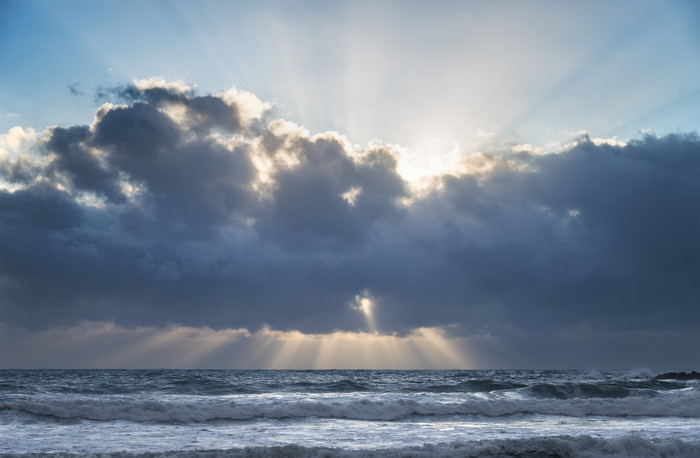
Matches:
[350,290,376,332]
[396,137,465,183]
[0,321,471,369]
[341,186,362,206]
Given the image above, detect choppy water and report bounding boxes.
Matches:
[1,369,699,457]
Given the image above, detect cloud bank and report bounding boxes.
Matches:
[1,80,698,368]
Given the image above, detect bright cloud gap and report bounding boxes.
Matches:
[0,322,471,370]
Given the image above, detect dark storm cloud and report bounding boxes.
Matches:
[0,181,84,231]
[256,135,407,246]
[47,125,125,203]
[0,81,698,367]
[116,83,242,134]
[372,134,700,334]
[0,153,40,184]
[92,100,255,229]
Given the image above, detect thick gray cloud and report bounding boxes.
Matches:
[0,81,698,367]
[93,103,254,229]
[383,135,700,334]
[256,135,407,246]
[48,125,125,203]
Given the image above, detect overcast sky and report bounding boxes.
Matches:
[0,0,698,369]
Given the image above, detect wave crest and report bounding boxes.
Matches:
[4,393,699,422]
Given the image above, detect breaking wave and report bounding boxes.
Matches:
[3,392,699,422]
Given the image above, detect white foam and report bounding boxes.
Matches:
[4,391,700,422]
[624,368,657,379]
[581,368,606,380]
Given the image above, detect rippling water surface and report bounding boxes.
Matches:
[1,369,699,457]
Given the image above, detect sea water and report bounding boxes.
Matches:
[1,369,699,457]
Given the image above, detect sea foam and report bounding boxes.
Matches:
[4,391,700,422]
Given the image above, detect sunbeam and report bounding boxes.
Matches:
[0,322,472,369]
[350,290,377,332]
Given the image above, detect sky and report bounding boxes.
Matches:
[0,0,698,369]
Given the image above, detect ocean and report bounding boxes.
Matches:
[1,369,699,457]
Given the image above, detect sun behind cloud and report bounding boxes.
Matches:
[350,290,377,332]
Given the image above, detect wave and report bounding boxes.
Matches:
[2,370,696,397]
[623,368,658,379]
[655,371,700,381]
[289,379,372,392]
[526,380,686,399]
[76,379,696,397]
[2,435,699,457]
[3,392,699,422]
[407,379,528,393]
